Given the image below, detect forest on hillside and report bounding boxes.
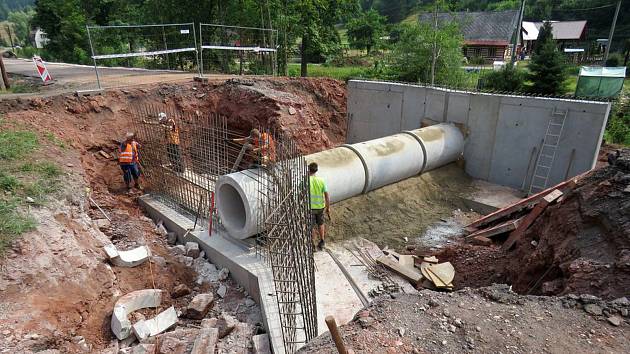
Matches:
[0,0,34,20]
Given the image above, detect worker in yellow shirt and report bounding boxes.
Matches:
[309,162,330,250]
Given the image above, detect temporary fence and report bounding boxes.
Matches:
[86,23,199,90]
[199,23,278,76]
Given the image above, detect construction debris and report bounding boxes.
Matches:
[376,251,455,291]
[104,244,151,268]
[132,306,178,340]
[185,293,215,319]
[111,289,163,340]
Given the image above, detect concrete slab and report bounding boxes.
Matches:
[132,306,178,340]
[111,289,163,340]
[191,327,219,354]
[104,244,151,268]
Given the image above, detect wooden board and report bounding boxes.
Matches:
[376,255,423,285]
[398,255,414,269]
[466,218,522,239]
[427,262,455,285]
[467,172,587,230]
[501,189,563,251]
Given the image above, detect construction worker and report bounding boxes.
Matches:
[233,128,276,168]
[309,162,330,250]
[159,112,184,173]
[119,132,142,192]
[144,112,184,172]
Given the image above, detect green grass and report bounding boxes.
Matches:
[0,129,63,254]
[45,132,66,148]
[287,63,371,81]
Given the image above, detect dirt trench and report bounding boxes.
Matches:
[0,77,347,353]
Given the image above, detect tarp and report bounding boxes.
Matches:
[575,66,626,98]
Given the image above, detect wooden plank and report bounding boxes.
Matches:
[398,255,414,269]
[467,172,588,230]
[502,189,563,251]
[465,218,522,239]
[376,255,422,285]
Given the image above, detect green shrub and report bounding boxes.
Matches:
[605,103,630,145]
[605,53,624,67]
[0,172,21,192]
[0,199,35,253]
[481,64,527,92]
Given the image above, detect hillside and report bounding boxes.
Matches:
[0,0,34,21]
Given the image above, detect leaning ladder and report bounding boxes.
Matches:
[528,109,568,195]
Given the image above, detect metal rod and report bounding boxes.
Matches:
[85,26,102,90]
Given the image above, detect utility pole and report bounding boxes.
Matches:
[511,0,526,64]
[604,0,621,64]
[0,54,10,90]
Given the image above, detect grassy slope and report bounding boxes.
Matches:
[0,122,64,253]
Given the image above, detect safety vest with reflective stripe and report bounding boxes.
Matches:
[253,132,276,162]
[309,175,327,210]
[165,124,180,145]
[119,141,139,164]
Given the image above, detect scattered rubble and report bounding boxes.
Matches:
[111,289,164,340]
[185,293,215,320]
[103,243,151,268]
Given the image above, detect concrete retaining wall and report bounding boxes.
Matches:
[347,80,611,190]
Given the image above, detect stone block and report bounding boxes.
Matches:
[185,242,200,259]
[185,294,214,320]
[190,327,218,354]
[111,289,163,340]
[171,284,191,299]
[132,307,178,340]
[105,244,151,268]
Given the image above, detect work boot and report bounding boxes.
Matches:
[317,239,325,251]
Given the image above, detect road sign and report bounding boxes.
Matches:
[32,56,52,83]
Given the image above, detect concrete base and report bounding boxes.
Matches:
[138,195,417,353]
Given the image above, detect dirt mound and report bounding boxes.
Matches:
[300,284,630,353]
[435,149,630,299]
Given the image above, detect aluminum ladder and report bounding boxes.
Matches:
[528,109,568,195]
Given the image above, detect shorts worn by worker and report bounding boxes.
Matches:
[311,208,325,226]
[120,163,140,184]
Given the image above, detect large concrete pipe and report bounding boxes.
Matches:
[216,123,464,239]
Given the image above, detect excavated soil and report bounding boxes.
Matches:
[328,164,475,250]
[0,77,346,353]
[434,149,630,300]
[300,284,630,353]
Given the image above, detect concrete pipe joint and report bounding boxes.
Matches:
[216,123,464,239]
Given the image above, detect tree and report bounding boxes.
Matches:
[346,9,386,54]
[33,0,89,63]
[389,21,465,85]
[528,21,567,95]
[7,8,35,46]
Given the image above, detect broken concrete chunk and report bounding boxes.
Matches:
[191,327,219,354]
[170,245,186,256]
[171,284,191,299]
[607,316,622,326]
[155,224,168,236]
[152,256,166,268]
[104,244,151,268]
[185,242,201,259]
[111,289,163,340]
[584,304,603,316]
[94,219,111,230]
[185,293,215,320]
[176,255,194,267]
[217,285,227,299]
[132,306,178,340]
[129,343,155,354]
[218,268,229,281]
[252,334,271,354]
[202,313,238,338]
[155,329,198,354]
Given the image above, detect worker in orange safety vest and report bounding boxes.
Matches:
[119,132,142,192]
[233,128,276,168]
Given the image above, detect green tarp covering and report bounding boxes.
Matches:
[575,66,626,98]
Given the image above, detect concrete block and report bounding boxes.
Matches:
[185,242,201,259]
[185,293,215,319]
[170,245,186,256]
[191,327,219,354]
[252,334,271,354]
[104,244,151,268]
[132,306,178,340]
[111,289,163,340]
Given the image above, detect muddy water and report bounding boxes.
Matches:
[326,164,475,251]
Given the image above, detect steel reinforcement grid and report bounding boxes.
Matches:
[132,107,318,352]
[251,128,318,353]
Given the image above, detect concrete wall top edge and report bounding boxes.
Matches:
[347,79,611,106]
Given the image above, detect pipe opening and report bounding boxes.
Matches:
[217,183,247,231]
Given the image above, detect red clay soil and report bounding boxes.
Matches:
[0,77,346,352]
[435,149,630,300]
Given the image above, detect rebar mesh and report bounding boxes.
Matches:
[130,106,318,352]
[253,128,318,352]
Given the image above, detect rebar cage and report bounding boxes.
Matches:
[131,106,318,352]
